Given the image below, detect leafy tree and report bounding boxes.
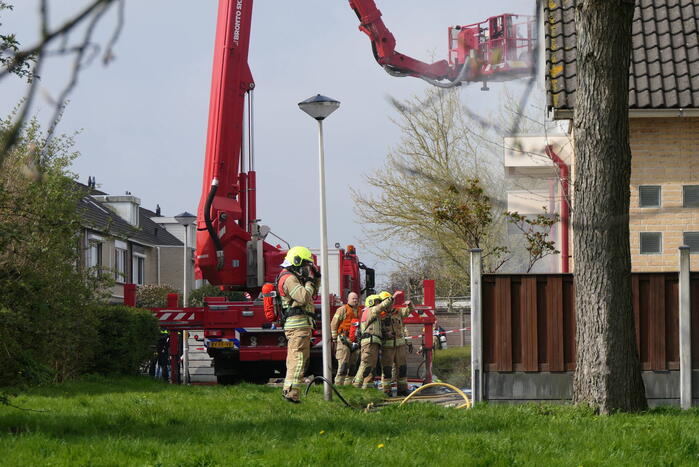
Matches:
[0,114,107,385]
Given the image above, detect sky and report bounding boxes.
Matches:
[1,0,535,279]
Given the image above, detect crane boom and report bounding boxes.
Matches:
[195,0,535,290]
[348,0,458,82]
[196,0,282,289]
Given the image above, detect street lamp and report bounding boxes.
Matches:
[298,94,340,401]
[175,210,196,384]
[175,211,197,306]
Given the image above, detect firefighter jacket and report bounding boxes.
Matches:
[380,302,414,348]
[280,271,317,330]
[359,297,394,345]
[330,304,358,341]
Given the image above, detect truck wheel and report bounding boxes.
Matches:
[216,374,240,385]
[241,363,272,384]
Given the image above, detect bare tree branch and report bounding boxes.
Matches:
[0,0,124,164]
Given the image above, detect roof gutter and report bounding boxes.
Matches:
[552,108,699,120]
[628,109,699,118]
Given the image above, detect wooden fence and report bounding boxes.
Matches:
[482,272,699,373]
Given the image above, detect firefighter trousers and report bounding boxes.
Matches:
[284,327,311,390]
[334,340,355,385]
[381,344,408,392]
[353,341,380,388]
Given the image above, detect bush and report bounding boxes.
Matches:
[136,284,179,308]
[189,283,245,307]
[433,346,471,388]
[0,307,54,387]
[90,305,160,375]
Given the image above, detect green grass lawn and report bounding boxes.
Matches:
[2,376,699,466]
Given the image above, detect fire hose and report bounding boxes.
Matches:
[303,377,472,410]
[398,382,472,409]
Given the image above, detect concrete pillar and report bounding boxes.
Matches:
[470,248,483,403]
[679,246,692,409]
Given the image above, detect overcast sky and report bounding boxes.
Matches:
[1,0,535,279]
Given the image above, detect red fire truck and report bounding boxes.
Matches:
[126,1,535,384]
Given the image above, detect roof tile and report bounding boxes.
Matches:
[546,0,699,112]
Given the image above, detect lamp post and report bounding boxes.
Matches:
[175,211,196,385]
[298,94,340,401]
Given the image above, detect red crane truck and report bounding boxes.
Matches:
[125,0,535,384]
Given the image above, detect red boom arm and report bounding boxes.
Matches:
[348,0,472,86]
[196,0,284,288]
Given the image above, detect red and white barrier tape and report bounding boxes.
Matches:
[406,327,471,340]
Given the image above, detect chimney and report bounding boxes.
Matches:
[93,193,142,227]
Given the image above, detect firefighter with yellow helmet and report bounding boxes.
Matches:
[352,292,395,389]
[278,246,320,403]
[379,290,414,396]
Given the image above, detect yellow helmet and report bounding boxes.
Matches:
[365,294,380,307]
[379,291,392,301]
[284,246,314,267]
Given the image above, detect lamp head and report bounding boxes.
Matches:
[174,211,196,226]
[298,94,340,121]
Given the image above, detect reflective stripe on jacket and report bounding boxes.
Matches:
[381,302,414,348]
[281,272,316,330]
[359,297,394,345]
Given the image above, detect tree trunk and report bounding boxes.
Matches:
[572,0,647,413]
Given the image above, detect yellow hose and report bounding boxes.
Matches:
[398,382,472,409]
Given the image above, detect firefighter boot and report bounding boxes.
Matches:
[282,387,300,403]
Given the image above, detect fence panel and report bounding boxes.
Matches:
[483,273,687,373]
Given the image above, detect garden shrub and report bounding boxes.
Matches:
[90,305,160,375]
[189,283,245,306]
[136,284,179,308]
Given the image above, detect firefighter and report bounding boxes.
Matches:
[380,291,414,396]
[155,329,169,382]
[330,291,360,385]
[278,246,320,403]
[352,292,395,389]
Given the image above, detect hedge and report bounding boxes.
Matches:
[90,305,161,375]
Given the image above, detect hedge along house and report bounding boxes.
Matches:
[78,179,194,303]
[547,0,699,271]
[475,0,699,406]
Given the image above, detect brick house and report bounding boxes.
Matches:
[78,180,196,302]
[534,0,699,272]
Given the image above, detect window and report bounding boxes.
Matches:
[133,254,145,285]
[640,232,662,254]
[683,186,699,208]
[88,241,103,275]
[114,246,127,283]
[683,232,699,254]
[639,185,661,208]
